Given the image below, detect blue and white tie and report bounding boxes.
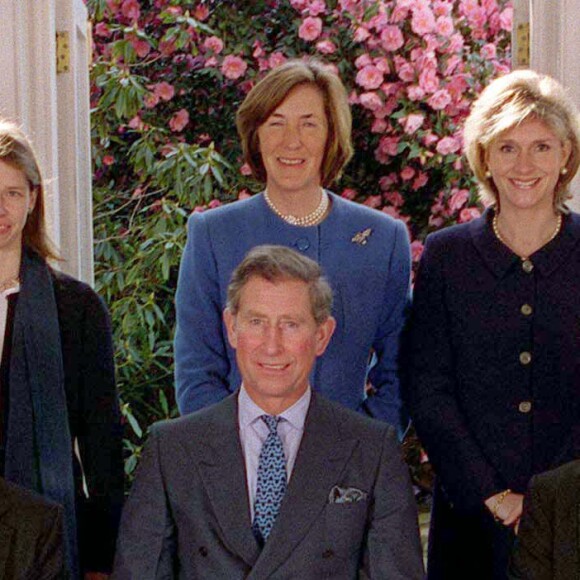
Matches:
[252,415,287,544]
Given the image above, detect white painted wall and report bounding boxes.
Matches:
[0,0,93,282]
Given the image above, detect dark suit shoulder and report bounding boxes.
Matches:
[0,478,62,522]
[532,459,580,494]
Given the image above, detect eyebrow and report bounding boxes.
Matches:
[270,112,320,119]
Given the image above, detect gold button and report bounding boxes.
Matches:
[522,260,534,273]
[519,351,532,365]
[521,304,533,316]
[518,401,532,413]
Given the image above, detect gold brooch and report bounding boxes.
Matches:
[351,228,373,245]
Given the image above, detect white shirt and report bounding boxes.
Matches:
[0,285,19,360]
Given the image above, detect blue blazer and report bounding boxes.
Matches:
[404,208,580,512]
[174,192,411,428]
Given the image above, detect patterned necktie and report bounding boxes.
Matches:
[252,415,287,544]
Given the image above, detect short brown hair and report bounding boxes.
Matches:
[226,245,333,325]
[0,119,59,260]
[236,58,353,187]
[464,69,580,209]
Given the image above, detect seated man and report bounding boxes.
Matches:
[509,459,580,580]
[0,477,63,579]
[112,245,424,579]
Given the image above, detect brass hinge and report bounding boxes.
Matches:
[516,22,530,67]
[56,31,70,74]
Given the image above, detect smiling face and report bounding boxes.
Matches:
[0,159,36,255]
[224,275,335,414]
[257,84,328,201]
[486,117,571,213]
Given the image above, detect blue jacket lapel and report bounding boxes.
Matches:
[249,394,358,578]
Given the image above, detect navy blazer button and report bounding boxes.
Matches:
[519,351,532,365]
[520,304,533,316]
[518,401,532,413]
[522,260,534,273]
[296,238,310,251]
[322,549,334,559]
[198,546,208,557]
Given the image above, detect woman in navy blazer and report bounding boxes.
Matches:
[405,70,580,579]
[174,59,411,431]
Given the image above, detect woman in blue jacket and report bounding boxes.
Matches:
[405,70,580,579]
[174,59,411,431]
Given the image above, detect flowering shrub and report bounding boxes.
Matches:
[88,0,511,473]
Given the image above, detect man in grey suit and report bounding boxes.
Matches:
[113,245,424,579]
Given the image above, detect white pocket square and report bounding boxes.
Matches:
[328,485,368,504]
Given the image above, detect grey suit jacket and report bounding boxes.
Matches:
[509,460,580,580]
[0,478,64,580]
[112,393,424,579]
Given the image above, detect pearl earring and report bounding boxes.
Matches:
[561,167,568,175]
[484,170,492,179]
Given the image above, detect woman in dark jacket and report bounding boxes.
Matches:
[0,119,123,578]
[404,70,580,579]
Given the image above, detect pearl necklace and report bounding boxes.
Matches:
[264,188,329,227]
[492,212,562,260]
[0,277,20,293]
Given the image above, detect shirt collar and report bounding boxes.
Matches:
[238,385,311,431]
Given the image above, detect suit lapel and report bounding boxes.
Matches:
[0,479,15,572]
[190,396,261,568]
[249,394,358,578]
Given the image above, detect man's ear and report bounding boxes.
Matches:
[315,315,336,357]
[223,308,238,349]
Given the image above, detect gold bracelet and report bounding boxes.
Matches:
[492,489,512,520]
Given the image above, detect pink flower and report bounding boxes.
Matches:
[433,1,453,17]
[240,163,253,176]
[203,36,224,54]
[221,55,248,80]
[130,38,150,58]
[363,195,382,209]
[371,118,388,133]
[290,0,308,8]
[208,199,222,209]
[374,57,390,74]
[204,56,218,68]
[354,54,373,69]
[169,109,189,132]
[384,189,403,206]
[308,0,326,16]
[94,22,110,37]
[128,115,144,130]
[411,8,436,36]
[419,67,440,93]
[412,172,428,190]
[154,82,175,101]
[298,17,323,41]
[427,89,452,111]
[268,52,287,68]
[356,65,384,90]
[143,92,160,108]
[423,133,439,147]
[252,40,264,58]
[436,16,454,37]
[121,0,140,21]
[481,43,497,60]
[395,59,415,83]
[459,207,482,223]
[436,136,461,155]
[102,154,115,166]
[316,40,337,54]
[238,189,252,200]
[359,92,383,111]
[400,166,416,181]
[399,113,425,135]
[448,188,469,211]
[341,188,357,200]
[499,7,513,31]
[380,26,404,51]
[407,85,425,101]
[411,240,424,262]
[353,27,371,43]
[193,5,209,20]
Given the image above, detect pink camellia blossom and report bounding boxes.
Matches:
[221,55,248,80]
[131,38,150,58]
[290,0,308,8]
[481,43,497,60]
[436,136,461,155]
[102,154,115,166]
[94,22,111,37]
[193,5,209,20]
[203,36,224,54]
[354,54,373,69]
[411,7,436,36]
[238,189,252,200]
[341,188,357,200]
[356,65,384,90]
[269,52,287,68]
[423,132,439,147]
[353,27,371,43]
[252,40,264,58]
[240,163,252,176]
[399,113,425,135]
[359,92,383,111]
[158,40,176,56]
[382,206,409,223]
[447,32,465,53]
[380,136,400,156]
[499,6,513,31]
[428,89,452,111]
[308,0,326,16]
[380,26,404,51]
[363,195,382,209]
[395,58,415,82]
[391,4,410,23]
[374,57,390,74]
[143,92,160,109]
[407,85,425,101]
[419,67,440,93]
[400,166,416,181]
[128,115,144,130]
[316,40,337,55]
[448,188,469,211]
[154,82,175,101]
[169,109,189,133]
[371,118,388,133]
[204,56,218,68]
[380,174,399,190]
[459,207,482,223]
[298,17,323,41]
[412,172,428,190]
[121,0,140,21]
[436,16,454,37]
[411,240,424,262]
[384,189,403,206]
[433,0,453,16]
[208,199,222,209]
